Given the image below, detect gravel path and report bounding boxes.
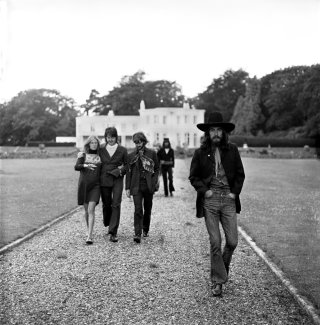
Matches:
[0,160,314,325]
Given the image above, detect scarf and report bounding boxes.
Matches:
[130,150,155,174]
[214,147,221,177]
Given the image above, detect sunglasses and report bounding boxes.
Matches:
[134,140,143,144]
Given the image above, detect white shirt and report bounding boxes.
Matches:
[106,143,118,157]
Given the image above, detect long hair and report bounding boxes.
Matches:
[201,129,229,150]
[162,138,172,149]
[83,135,100,153]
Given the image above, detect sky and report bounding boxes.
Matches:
[1,0,320,105]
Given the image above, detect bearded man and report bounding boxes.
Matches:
[189,112,245,296]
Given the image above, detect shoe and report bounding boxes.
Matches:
[165,194,168,197]
[133,235,141,243]
[109,234,118,242]
[170,192,173,196]
[143,231,149,238]
[211,283,222,296]
[86,239,93,245]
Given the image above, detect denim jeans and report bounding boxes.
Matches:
[132,179,153,236]
[203,188,238,284]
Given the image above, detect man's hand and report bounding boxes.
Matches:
[126,190,131,198]
[228,193,236,199]
[204,190,213,198]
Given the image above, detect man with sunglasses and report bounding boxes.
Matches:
[126,132,160,243]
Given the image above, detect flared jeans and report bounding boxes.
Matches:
[203,188,238,284]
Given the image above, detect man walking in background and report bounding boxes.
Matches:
[189,112,245,296]
[126,132,160,243]
[157,138,175,197]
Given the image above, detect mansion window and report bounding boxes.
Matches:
[154,115,159,124]
[177,116,180,124]
[185,133,190,145]
[194,133,197,147]
[177,133,181,146]
[163,116,167,124]
[193,116,197,124]
[185,115,188,123]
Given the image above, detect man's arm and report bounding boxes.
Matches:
[231,146,245,195]
[189,150,209,195]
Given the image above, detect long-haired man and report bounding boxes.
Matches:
[189,112,245,296]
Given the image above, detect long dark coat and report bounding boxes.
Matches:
[126,147,160,195]
[99,144,128,187]
[189,142,245,217]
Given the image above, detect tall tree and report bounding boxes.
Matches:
[82,89,102,116]
[196,69,249,122]
[96,70,185,115]
[260,66,312,133]
[0,89,79,145]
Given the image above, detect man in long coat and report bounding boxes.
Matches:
[189,111,245,296]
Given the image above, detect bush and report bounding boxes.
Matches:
[27,141,76,147]
[230,136,315,148]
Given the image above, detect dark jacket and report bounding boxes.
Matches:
[100,144,128,187]
[157,147,175,168]
[126,147,160,195]
[189,142,245,217]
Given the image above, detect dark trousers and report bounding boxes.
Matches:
[161,167,175,196]
[132,180,153,236]
[100,180,123,235]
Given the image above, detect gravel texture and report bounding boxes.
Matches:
[0,160,314,325]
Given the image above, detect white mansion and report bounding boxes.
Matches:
[76,101,205,149]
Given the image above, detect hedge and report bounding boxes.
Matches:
[27,142,76,147]
[229,136,315,148]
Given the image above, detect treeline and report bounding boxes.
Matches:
[0,89,78,146]
[0,66,319,146]
[259,65,320,138]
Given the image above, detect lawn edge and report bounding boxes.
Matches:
[238,225,320,324]
[0,206,81,255]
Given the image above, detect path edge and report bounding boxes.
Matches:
[238,225,320,325]
[0,207,81,255]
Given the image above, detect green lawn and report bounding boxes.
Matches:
[240,158,320,310]
[0,158,79,247]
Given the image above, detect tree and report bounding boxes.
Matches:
[82,89,103,116]
[260,66,313,134]
[0,89,79,145]
[196,69,249,122]
[96,70,185,115]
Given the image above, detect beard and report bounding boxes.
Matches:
[211,136,222,147]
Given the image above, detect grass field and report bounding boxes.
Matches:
[239,158,320,310]
[0,158,78,247]
[0,156,319,313]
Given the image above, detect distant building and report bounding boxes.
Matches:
[76,101,205,149]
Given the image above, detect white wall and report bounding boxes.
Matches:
[76,105,205,149]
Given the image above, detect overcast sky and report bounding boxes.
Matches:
[1,0,319,104]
